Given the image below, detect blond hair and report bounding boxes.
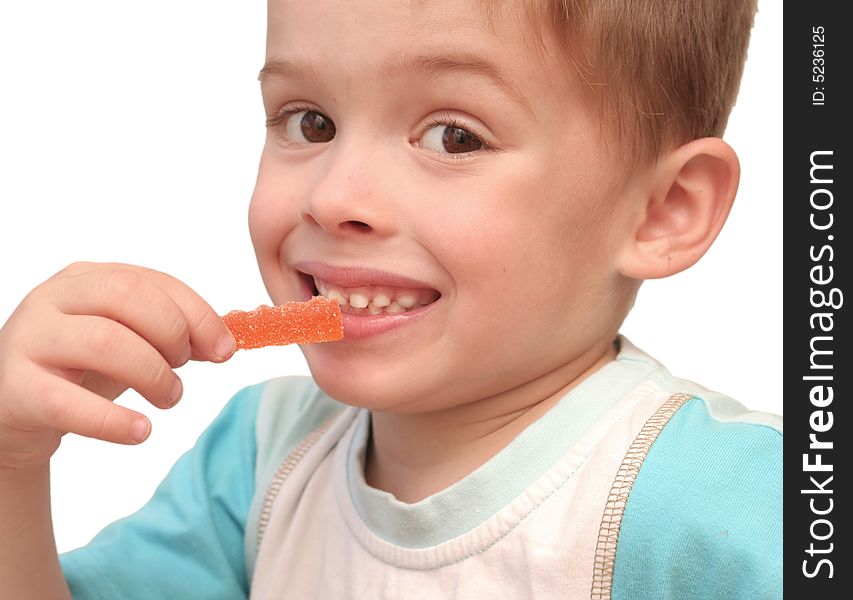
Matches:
[486,0,759,165]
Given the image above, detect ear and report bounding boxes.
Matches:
[617,137,740,280]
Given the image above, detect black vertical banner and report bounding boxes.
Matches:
[784,2,850,597]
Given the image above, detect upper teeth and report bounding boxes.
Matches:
[349,293,369,309]
[313,277,439,314]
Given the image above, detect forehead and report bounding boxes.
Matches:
[264,0,567,98]
[268,0,506,45]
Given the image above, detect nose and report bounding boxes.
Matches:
[301,142,395,238]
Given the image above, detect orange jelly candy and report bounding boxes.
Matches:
[222,296,344,350]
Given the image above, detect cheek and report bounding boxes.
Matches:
[247,153,309,305]
[426,162,579,279]
[526,148,624,273]
[434,156,617,322]
[248,153,301,261]
[248,187,277,258]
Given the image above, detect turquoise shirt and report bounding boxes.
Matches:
[60,341,782,599]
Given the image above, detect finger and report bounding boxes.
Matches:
[35,315,182,410]
[80,370,129,401]
[58,263,235,363]
[51,267,193,368]
[141,269,236,362]
[17,370,151,445]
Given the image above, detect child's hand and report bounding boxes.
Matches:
[0,262,235,473]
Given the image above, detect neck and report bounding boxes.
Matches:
[364,337,618,503]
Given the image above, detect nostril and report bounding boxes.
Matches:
[303,213,321,228]
[341,220,372,233]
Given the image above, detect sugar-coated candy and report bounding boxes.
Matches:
[222,296,344,350]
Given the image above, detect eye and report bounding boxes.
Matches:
[269,108,336,144]
[420,122,486,156]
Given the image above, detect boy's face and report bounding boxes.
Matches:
[250,0,638,411]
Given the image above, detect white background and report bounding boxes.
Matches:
[0,1,782,553]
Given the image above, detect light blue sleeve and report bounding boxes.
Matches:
[613,397,782,600]
[59,382,263,600]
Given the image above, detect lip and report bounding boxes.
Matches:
[293,261,441,341]
[293,260,439,290]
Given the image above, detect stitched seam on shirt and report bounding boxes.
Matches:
[589,392,692,600]
[437,385,659,567]
[255,411,343,553]
[352,383,662,570]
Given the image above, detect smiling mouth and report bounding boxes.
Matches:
[300,272,441,316]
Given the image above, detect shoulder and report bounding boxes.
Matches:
[210,376,346,477]
[250,376,349,479]
[613,371,782,599]
[241,376,349,576]
[226,376,349,498]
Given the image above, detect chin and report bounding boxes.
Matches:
[302,347,438,413]
[305,349,401,409]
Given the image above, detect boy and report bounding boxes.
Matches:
[0,0,781,598]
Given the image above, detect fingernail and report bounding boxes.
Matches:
[131,419,151,443]
[167,377,183,407]
[214,333,235,360]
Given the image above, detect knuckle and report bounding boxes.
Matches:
[142,358,172,395]
[102,269,145,308]
[0,364,24,423]
[192,306,220,336]
[81,321,120,357]
[163,314,190,352]
[0,353,22,390]
[89,406,113,441]
[131,353,173,406]
[59,261,91,276]
[0,318,24,351]
[18,282,50,312]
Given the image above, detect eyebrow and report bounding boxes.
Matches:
[258,52,535,118]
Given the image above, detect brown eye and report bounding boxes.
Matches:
[421,123,485,156]
[442,126,482,153]
[300,111,335,143]
[280,109,336,143]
